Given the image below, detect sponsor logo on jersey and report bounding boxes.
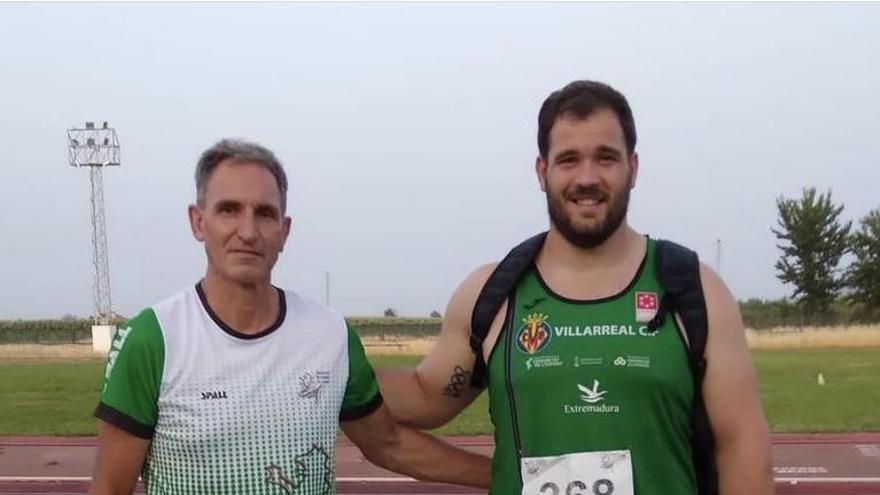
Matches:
[578,379,608,403]
[200,390,228,400]
[574,356,604,367]
[297,371,330,402]
[564,379,620,415]
[635,291,659,322]
[525,355,563,370]
[517,313,552,354]
[614,355,651,368]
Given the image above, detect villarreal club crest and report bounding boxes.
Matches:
[517,313,551,354]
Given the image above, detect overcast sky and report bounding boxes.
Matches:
[1,2,877,319]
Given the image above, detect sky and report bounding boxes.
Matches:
[1,2,878,319]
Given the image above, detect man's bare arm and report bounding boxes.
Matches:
[341,402,491,488]
[88,421,150,495]
[379,264,498,429]
[700,265,774,495]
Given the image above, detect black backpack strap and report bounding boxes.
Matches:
[468,232,547,388]
[652,239,718,495]
[650,240,709,360]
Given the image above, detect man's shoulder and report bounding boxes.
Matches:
[151,286,198,313]
[121,287,197,341]
[443,262,503,334]
[111,308,164,357]
[460,262,500,298]
[650,236,696,252]
[279,288,346,328]
[472,262,500,281]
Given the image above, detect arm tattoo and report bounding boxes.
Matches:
[442,365,471,398]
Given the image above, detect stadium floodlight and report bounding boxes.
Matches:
[67,122,120,336]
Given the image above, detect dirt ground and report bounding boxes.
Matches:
[0,344,100,360]
[746,325,880,349]
[2,326,879,360]
[0,339,440,360]
[359,337,438,355]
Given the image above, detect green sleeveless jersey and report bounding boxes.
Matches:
[487,239,697,494]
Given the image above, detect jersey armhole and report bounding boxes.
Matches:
[484,293,516,371]
[94,402,155,440]
[339,392,384,422]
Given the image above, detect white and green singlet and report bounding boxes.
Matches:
[96,284,381,494]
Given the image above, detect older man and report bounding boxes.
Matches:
[89,139,490,494]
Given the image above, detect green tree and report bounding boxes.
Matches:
[846,208,880,322]
[772,188,851,322]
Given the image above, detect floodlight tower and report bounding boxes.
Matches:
[67,122,120,331]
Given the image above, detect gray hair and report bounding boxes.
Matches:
[195,138,289,212]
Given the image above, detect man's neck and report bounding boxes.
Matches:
[541,223,642,270]
[200,273,279,336]
[536,222,646,300]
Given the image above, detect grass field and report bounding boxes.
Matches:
[0,359,106,435]
[1,347,878,436]
[753,347,880,432]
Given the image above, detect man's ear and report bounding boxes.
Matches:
[279,216,293,252]
[628,152,639,189]
[188,203,205,242]
[535,155,548,192]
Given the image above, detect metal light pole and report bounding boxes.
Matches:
[67,122,120,353]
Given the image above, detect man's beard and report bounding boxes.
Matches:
[546,182,630,249]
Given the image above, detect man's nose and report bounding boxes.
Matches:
[572,160,601,187]
[236,213,258,242]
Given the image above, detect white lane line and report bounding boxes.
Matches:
[3,475,880,483]
[0,476,416,483]
[337,477,417,482]
[0,477,91,482]
[775,477,880,483]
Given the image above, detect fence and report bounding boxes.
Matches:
[0,318,443,344]
[0,320,94,344]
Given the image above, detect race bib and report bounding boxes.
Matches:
[521,449,634,495]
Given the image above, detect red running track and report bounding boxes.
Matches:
[1,434,878,494]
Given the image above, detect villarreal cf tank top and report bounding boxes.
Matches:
[486,239,697,494]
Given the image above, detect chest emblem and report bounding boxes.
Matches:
[517,313,552,355]
[635,292,659,323]
[297,371,330,402]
